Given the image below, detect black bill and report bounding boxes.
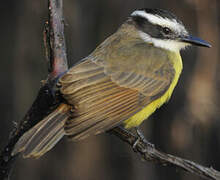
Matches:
[181,35,211,48]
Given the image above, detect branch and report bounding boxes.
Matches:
[0,0,68,179]
[45,0,68,79]
[109,127,220,180]
[1,0,220,180]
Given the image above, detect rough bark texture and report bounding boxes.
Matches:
[109,127,220,180]
[0,0,220,180]
[0,0,67,179]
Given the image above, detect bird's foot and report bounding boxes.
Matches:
[132,127,154,152]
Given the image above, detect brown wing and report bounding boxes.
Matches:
[59,43,175,141]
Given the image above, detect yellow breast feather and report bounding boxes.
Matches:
[124,51,183,129]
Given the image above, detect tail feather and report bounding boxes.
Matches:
[32,125,65,157]
[12,104,70,158]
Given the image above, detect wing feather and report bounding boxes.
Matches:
[59,44,175,140]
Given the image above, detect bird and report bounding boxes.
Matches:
[12,8,211,158]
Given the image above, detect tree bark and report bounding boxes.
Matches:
[0,1,220,180]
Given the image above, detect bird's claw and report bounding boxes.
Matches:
[132,127,155,151]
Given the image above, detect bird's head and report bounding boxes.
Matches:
[127,8,211,52]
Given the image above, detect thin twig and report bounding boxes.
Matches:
[109,127,220,180]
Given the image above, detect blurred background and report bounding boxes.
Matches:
[0,0,219,179]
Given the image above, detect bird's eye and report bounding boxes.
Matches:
[162,27,171,34]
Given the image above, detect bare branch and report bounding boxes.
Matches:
[1,1,220,180]
[0,0,68,179]
[47,0,68,79]
[109,127,220,180]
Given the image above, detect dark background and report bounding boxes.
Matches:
[1,0,219,180]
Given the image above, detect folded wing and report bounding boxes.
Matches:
[60,50,175,141]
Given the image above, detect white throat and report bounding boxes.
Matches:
[131,10,190,52]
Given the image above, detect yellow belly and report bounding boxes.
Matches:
[124,51,183,129]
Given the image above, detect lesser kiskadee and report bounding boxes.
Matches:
[12,8,211,158]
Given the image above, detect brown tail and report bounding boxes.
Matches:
[12,104,70,158]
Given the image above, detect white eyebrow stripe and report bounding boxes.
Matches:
[131,10,186,34]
